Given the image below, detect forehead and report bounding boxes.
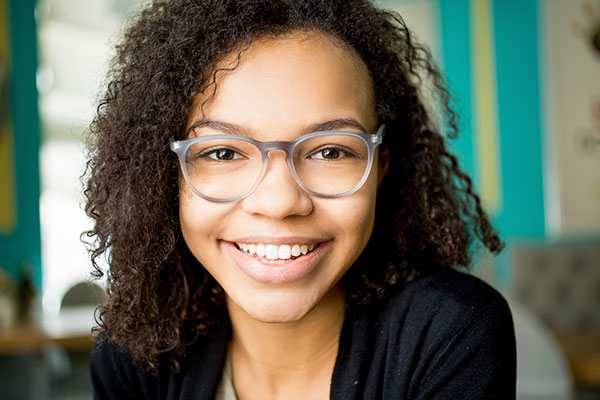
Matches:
[188,30,377,137]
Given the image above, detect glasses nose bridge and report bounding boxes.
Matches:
[259,140,296,166]
[255,140,299,185]
[260,140,295,157]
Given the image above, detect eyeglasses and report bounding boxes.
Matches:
[170,124,385,203]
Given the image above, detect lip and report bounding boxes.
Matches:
[222,239,331,284]
[228,235,326,245]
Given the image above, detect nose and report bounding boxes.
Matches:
[241,151,313,219]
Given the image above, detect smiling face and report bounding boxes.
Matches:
[179,31,385,323]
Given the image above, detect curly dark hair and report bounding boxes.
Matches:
[84,0,503,372]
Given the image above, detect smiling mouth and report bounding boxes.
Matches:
[234,242,318,264]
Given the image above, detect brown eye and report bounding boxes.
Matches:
[214,149,235,160]
[310,146,352,160]
[321,148,341,159]
[200,147,243,161]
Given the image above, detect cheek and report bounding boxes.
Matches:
[324,178,378,244]
[349,193,377,241]
[179,191,204,257]
[349,176,379,245]
[179,186,199,230]
[178,187,228,260]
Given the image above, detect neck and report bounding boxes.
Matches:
[226,285,346,395]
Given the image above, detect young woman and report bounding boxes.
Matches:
[86,0,516,398]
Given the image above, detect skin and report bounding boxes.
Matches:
[179,30,388,399]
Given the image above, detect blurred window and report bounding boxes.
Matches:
[36,0,146,315]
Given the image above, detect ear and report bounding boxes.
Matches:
[377,148,390,188]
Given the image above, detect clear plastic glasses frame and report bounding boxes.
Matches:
[170,124,385,203]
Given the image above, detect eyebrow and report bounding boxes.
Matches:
[186,117,369,137]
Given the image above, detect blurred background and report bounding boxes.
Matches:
[0,0,599,398]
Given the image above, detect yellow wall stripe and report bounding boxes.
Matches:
[0,0,16,233]
[470,0,502,213]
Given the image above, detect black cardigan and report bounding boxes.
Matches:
[90,270,516,399]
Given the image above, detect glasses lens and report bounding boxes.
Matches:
[293,134,369,196]
[184,138,262,200]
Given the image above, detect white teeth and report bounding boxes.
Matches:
[278,245,291,259]
[265,245,279,260]
[236,242,318,260]
[291,245,301,257]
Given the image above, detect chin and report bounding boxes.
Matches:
[232,290,319,324]
[249,312,305,324]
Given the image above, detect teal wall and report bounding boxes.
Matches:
[492,0,545,239]
[0,0,41,286]
[375,0,549,286]
[438,0,546,285]
[439,0,546,240]
[438,0,476,186]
